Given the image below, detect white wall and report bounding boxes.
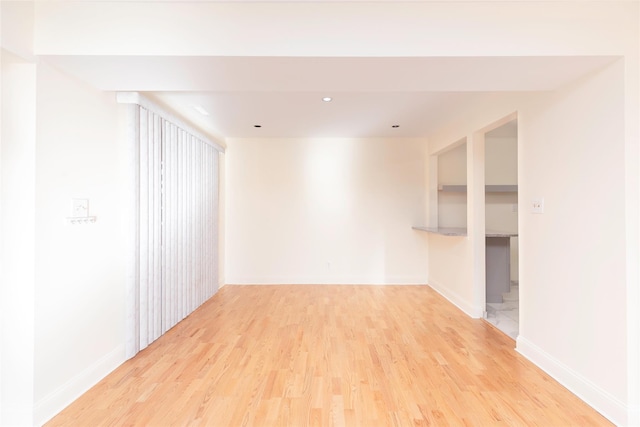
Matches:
[1,4,37,424]
[1,25,128,424]
[1,49,37,427]
[517,60,627,421]
[1,1,33,60]
[225,137,428,285]
[426,60,631,424]
[0,20,3,424]
[31,62,127,424]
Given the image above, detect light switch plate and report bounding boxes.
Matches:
[531,198,544,214]
[72,199,89,217]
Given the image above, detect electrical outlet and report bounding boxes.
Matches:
[531,198,544,214]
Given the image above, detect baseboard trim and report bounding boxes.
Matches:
[34,345,125,426]
[516,336,627,426]
[427,279,484,318]
[226,277,428,285]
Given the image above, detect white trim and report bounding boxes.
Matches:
[516,336,627,426]
[34,345,125,426]
[225,276,428,285]
[427,279,484,318]
[116,92,225,153]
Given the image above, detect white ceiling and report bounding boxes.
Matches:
[44,55,615,140]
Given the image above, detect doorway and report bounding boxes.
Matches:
[483,119,519,339]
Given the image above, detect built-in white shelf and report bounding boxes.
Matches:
[438,184,517,193]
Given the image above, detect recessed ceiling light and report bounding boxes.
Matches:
[392,125,400,128]
[322,97,332,102]
[254,125,262,128]
[192,105,209,116]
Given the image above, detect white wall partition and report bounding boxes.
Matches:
[1,49,37,427]
[425,60,633,424]
[121,94,223,356]
[32,60,127,425]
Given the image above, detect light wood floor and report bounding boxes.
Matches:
[46,285,612,426]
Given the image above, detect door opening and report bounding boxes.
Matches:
[483,118,519,340]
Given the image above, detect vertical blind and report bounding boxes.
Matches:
[137,106,220,351]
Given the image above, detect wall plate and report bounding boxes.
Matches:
[531,198,544,214]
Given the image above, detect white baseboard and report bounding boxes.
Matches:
[427,279,484,318]
[34,345,125,426]
[226,276,428,285]
[516,336,627,426]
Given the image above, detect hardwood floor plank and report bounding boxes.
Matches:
[46,285,612,426]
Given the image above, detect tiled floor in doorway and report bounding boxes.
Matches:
[485,283,519,340]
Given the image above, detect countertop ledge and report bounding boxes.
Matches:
[412,226,517,238]
[411,226,467,236]
[486,230,518,238]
